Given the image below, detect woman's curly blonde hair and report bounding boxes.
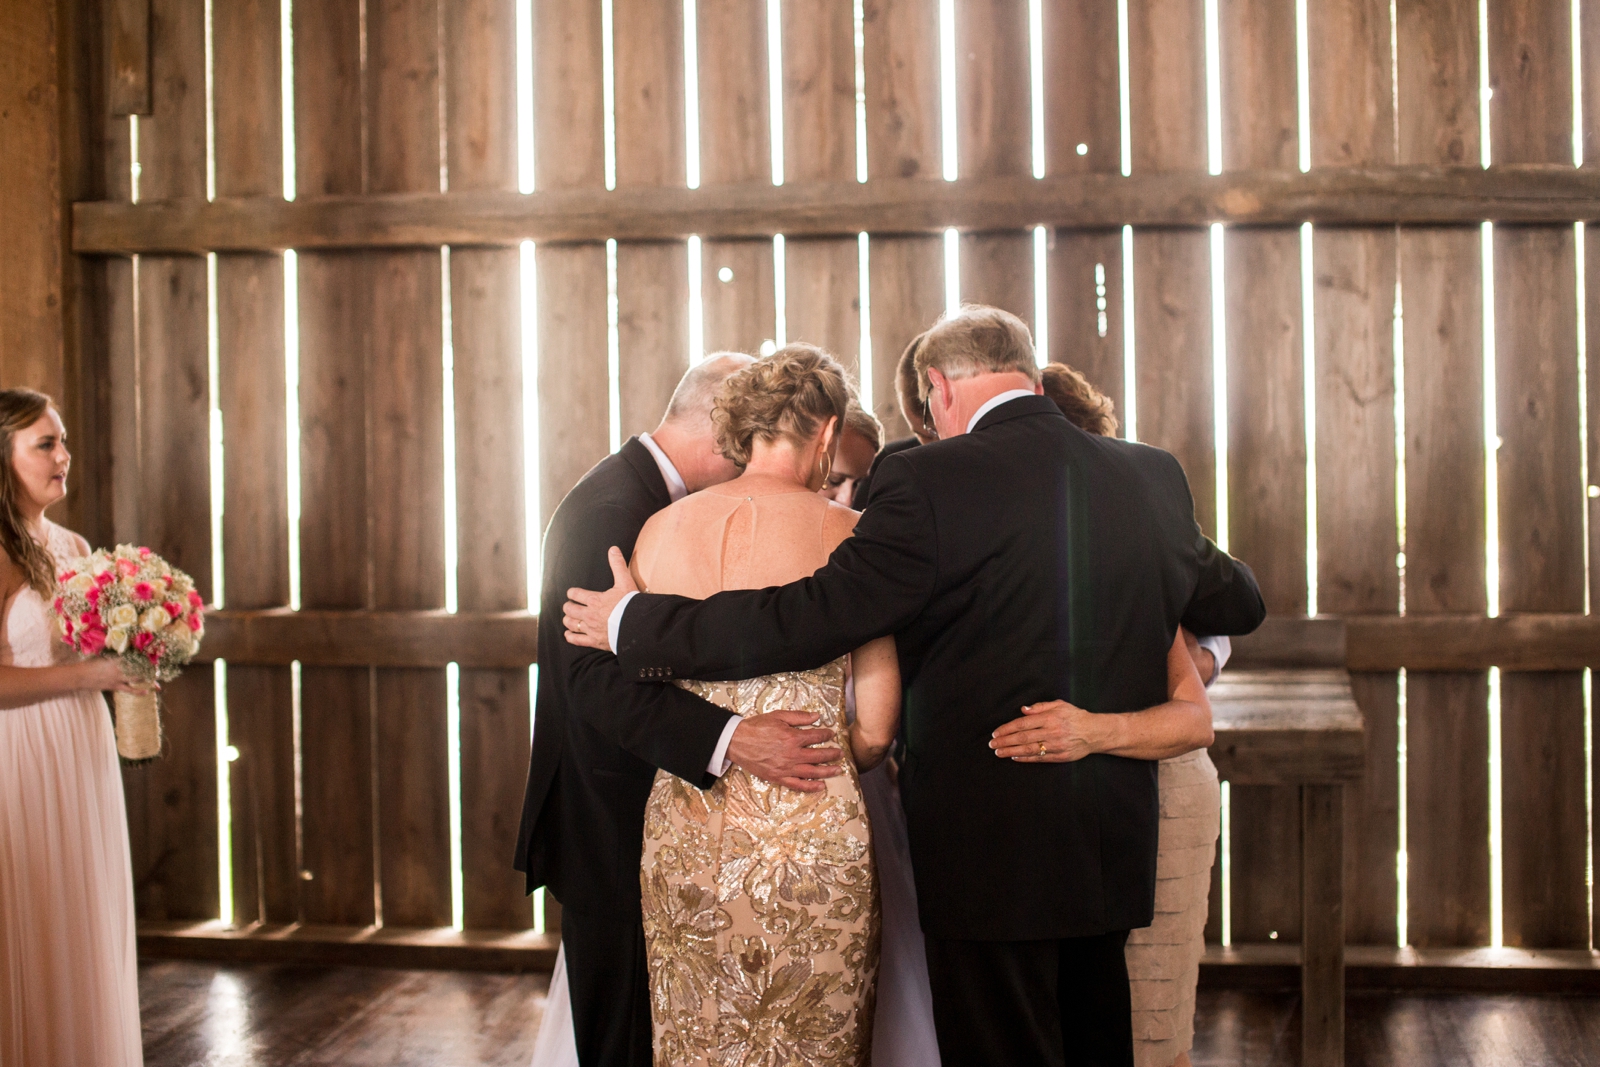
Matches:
[711,343,852,467]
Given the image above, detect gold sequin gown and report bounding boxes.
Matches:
[636,489,880,1067]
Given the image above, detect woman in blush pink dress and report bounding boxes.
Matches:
[0,389,146,1067]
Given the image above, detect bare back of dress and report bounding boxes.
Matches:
[635,487,880,1067]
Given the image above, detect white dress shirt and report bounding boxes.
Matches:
[966,388,1039,434]
[627,434,742,776]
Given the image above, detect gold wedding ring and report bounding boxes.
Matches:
[1038,742,1047,757]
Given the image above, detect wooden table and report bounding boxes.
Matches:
[1207,669,1365,1067]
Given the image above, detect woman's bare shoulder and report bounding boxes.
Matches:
[821,498,861,553]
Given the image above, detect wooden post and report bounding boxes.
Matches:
[123,0,219,922]
[446,0,534,933]
[1488,0,1588,952]
[861,0,943,437]
[1043,0,1124,417]
[1307,0,1400,948]
[212,0,297,927]
[293,0,376,927]
[1218,0,1308,949]
[697,0,776,354]
[1397,0,1491,950]
[1301,783,1345,1067]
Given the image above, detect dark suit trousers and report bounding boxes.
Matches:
[561,906,653,1067]
[924,930,1134,1067]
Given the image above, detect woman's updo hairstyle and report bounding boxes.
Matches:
[712,343,852,467]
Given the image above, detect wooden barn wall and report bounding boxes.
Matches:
[37,0,1600,955]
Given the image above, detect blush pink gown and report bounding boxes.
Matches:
[0,521,143,1067]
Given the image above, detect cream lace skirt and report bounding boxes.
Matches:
[1126,748,1220,1067]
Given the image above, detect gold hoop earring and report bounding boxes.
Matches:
[818,452,832,483]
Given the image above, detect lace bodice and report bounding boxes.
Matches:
[0,522,85,670]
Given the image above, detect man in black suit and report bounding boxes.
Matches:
[562,307,1265,1067]
[513,353,845,1067]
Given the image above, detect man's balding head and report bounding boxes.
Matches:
[659,352,756,431]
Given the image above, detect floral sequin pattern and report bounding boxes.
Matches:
[641,660,880,1067]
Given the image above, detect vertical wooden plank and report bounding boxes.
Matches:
[1043,0,1124,424]
[781,0,860,372]
[1589,226,1599,949]
[698,0,775,354]
[109,0,151,114]
[446,0,532,932]
[534,0,609,525]
[862,0,942,436]
[124,0,217,922]
[1396,0,1491,950]
[1308,0,1400,947]
[364,0,451,930]
[1127,0,1213,532]
[1492,228,1585,946]
[1300,785,1345,1067]
[1488,0,1587,952]
[614,0,689,438]
[954,0,1031,322]
[0,0,65,399]
[293,0,374,928]
[213,0,296,929]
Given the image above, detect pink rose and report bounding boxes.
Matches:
[133,582,155,602]
[85,587,100,608]
[186,591,203,609]
[146,650,161,665]
[133,631,156,652]
[52,597,63,613]
[116,558,139,577]
[162,601,182,620]
[139,547,151,559]
[80,629,106,655]
[186,613,202,633]
[59,570,76,582]
[94,571,114,587]
[79,610,96,625]
[63,619,74,639]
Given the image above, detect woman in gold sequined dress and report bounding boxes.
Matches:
[629,346,902,1067]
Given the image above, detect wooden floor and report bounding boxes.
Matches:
[140,961,1600,1066]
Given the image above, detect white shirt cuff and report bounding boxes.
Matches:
[1198,635,1231,687]
[707,714,741,777]
[607,591,638,653]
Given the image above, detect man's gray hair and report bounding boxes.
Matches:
[913,304,1039,401]
[660,352,757,427]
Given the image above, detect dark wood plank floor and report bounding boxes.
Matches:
[141,961,1600,1066]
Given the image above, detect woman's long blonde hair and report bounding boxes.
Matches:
[0,390,60,596]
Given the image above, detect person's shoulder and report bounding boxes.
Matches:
[42,520,90,559]
[821,496,861,541]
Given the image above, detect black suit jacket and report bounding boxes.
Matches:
[513,438,734,916]
[615,397,1265,940]
[851,434,918,511]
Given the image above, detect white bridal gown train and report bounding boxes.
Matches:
[529,760,940,1067]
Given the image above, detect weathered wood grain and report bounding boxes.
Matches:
[71,166,1600,253]
[614,0,689,438]
[955,0,1032,323]
[698,0,775,356]
[1308,0,1398,949]
[109,0,151,114]
[861,0,943,435]
[292,0,374,928]
[446,0,533,933]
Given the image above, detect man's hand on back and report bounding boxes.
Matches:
[564,546,635,651]
[726,710,843,792]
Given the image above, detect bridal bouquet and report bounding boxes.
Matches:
[52,545,205,764]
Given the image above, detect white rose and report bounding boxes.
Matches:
[139,607,167,633]
[67,573,94,595]
[162,622,196,656]
[109,604,138,628]
[107,627,131,653]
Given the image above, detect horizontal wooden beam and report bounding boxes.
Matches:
[75,166,1600,254]
[1202,943,1600,994]
[196,609,1595,671]
[136,921,558,974]
[198,609,538,669]
[1345,613,1600,672]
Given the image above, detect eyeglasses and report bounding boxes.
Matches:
[922,394,939,440]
